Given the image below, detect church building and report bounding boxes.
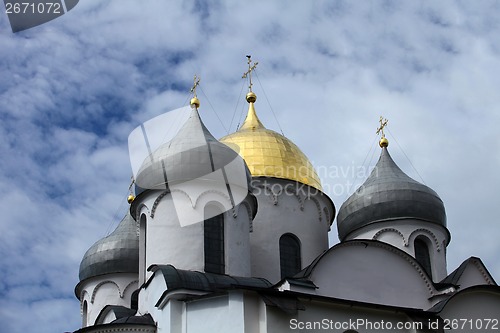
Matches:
[73,60,500,333]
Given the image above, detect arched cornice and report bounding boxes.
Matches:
[254,183,279,205]
[150,190,170,218]
[122,280,139,298]
[80,290,90,312]
[194,189,232,210]
[284,186,304,211]
[372,228,406,244]
[408,228,441,252]
[91,280,121,304]
[305,195,323,223]
[135,203,150,221]
[304,240,436,297]
[239,200,254,232]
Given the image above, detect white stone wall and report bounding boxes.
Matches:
[134,187,254,283]
[439,289,500,332]
[77,273,138,327]
[249,178,334,283]
[346,219,450,281]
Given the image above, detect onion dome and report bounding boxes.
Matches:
[135,107,250,192]
[337,147,446,240]
[79,213,139,281]
[220,93,323,190]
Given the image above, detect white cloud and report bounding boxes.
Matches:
[1,1,499,332]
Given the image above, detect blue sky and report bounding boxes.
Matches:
[1,1,500,332]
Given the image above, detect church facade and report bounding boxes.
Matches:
[73,69,500,333]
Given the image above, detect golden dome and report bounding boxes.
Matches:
[220,100,323,190]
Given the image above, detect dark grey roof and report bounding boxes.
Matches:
[439,256,497,286]
[135,108,251,192]
[79,213,139,281]
[73,313,155,333]
[95,305,136,325]
[337,147,446,240]
[112,313,154,325]
[148,265,271,304]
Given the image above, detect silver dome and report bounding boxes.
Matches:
[79,213,139,281]
[135,108,250,192]
[337,147,446,240]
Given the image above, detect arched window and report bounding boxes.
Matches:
[82,300,88,327]
[279,233,301,279]
[131,289,139,310]
[204,209,225,274]
[139,214,147,285]
[414,236,432,278]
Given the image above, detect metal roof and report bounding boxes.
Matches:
[135,108,250,192]
[149,264,272,293]
[79,213,139,281]
[337,147,446,240]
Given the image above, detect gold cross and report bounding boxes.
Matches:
[242,55,258,92]
[376,116,389,137]
[190,75,200,97]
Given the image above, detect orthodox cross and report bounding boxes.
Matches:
[242,55,258,92]
[376,116,389,138]
[190,75,200,98]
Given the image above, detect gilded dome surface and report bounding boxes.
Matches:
[337,147,446,240]
[79,213,139,281]
[220,102,322,190]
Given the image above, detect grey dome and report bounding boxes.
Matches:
[337,147,446,241]
[135,108,250,192]
[79,213,139,281]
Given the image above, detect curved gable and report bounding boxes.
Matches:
[304,240,437,309]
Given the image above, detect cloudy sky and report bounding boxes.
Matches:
[1,1,499,332]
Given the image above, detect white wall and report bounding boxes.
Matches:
[305,241,438,309]
[250,178,334,283]
[346,219,449,281]
[77,273,138,327]
[135,188,254,281]
[439,288,500,332]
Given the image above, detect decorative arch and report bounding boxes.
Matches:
[253,183,279,205]
[304,195,323,223]
[195,190,232,210]
[79,289,90,303]
[150,190,170,218]
[79,290,90,312]
[372,228,406,245]
[284,186,304,211]
[239,200,254,232]
[134,203,150,221]
[313,241,436,297]
[122,280,139,299]
[91,280,121,304]
[408,228,441,252]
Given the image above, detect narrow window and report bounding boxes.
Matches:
[204,212,225,274]
[139,214,147,285]
[279,234,301,279]
[82,300,88,327]
[131,289,139,310]
[414,236,432,278]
